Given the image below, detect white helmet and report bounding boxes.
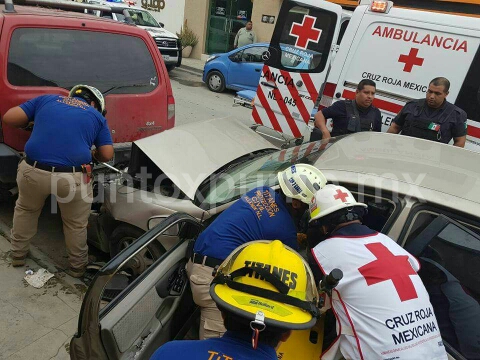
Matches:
[309,184,367,222]
[69,84,106,116]
[278,164,327,204]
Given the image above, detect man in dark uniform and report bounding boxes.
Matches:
[387,77,467,147]
[151,240,320,360]
[314,79,381,141]
[3,85,113,277]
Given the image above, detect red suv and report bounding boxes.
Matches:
[0,0,175,199]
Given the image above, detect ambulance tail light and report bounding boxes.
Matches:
[318,82,336,110]
[371,0,388,13]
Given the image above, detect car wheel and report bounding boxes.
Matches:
[109,224,166,277]
[166,65,175,72]
[207,71,226,92]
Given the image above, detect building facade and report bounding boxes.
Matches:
[140,0,186,34]
[184,0,282,59]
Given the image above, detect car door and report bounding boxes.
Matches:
[251,0,343,139]
[70,213,204,360]
[228,46,268,91]
[404,214,480,360]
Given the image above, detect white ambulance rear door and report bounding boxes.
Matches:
[251,0,343,139]
[332,6,480,147]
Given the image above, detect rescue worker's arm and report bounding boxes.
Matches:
[297,232,307,246]
[452,110,468,148]
[388,105,409,134]
[93,117,114,162]
[314,111,331,140]
[3,106,29,128]
[93,145,114,162]
[453,136,466,148]
[387,122,402,134]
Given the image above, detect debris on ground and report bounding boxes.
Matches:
[24,268,55,288]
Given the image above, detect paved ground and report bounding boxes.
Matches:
[0,235,84,360]
[169,60,252,127]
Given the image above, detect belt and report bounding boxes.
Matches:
[191,253,223,268]
[25,157,83,173]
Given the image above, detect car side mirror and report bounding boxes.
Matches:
[159,22,164,28]
[147,216,180,235]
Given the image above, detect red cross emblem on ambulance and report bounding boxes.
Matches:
[289,15,322,50]
[398,48,424,72]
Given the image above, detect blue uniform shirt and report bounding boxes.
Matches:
[20,95,113,167]
[150,331,278,360]
[194,187,298,260]
[392,99,467,144]
[322,100,382,135]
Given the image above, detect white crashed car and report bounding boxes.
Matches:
[88,117,280,272]
[75,129,480,360]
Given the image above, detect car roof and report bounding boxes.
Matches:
[0,2,142,31]
[235,42,269,50]
[1,3,94,19]
[313,132,480,204]
[86,0,144,11]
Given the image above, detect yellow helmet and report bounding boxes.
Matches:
[210,240,319,330]
[278,164,327,204]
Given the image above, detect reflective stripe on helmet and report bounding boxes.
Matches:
[299,174,316,194]
[282,171,302,195]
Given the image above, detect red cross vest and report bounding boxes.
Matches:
[312,231,447,360]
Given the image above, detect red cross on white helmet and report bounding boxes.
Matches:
[309,184,367,222]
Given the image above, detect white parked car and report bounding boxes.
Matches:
[76,124,480,360]
[86,0,181,71]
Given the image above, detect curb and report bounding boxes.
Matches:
[0,223,87,297]
[177,64,203,75]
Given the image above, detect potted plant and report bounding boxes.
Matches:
[177,20,198,58]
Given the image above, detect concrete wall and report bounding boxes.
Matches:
[251,0,282,43]
[140,0,186,34]
[184,0,209,59]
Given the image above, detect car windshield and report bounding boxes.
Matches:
[196,140,336,209]
[118,9,160,27]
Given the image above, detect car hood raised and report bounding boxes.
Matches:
[133,118,277,199]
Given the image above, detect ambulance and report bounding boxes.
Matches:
[252,0,480,152]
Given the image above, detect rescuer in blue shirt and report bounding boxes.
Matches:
[188,164,326,339]
[3,85,113,278]
[151,240,321,360]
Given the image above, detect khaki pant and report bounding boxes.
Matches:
[11,160,93,269]
[186,260,226,339]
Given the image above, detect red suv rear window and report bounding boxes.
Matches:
[8,28,159,94]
